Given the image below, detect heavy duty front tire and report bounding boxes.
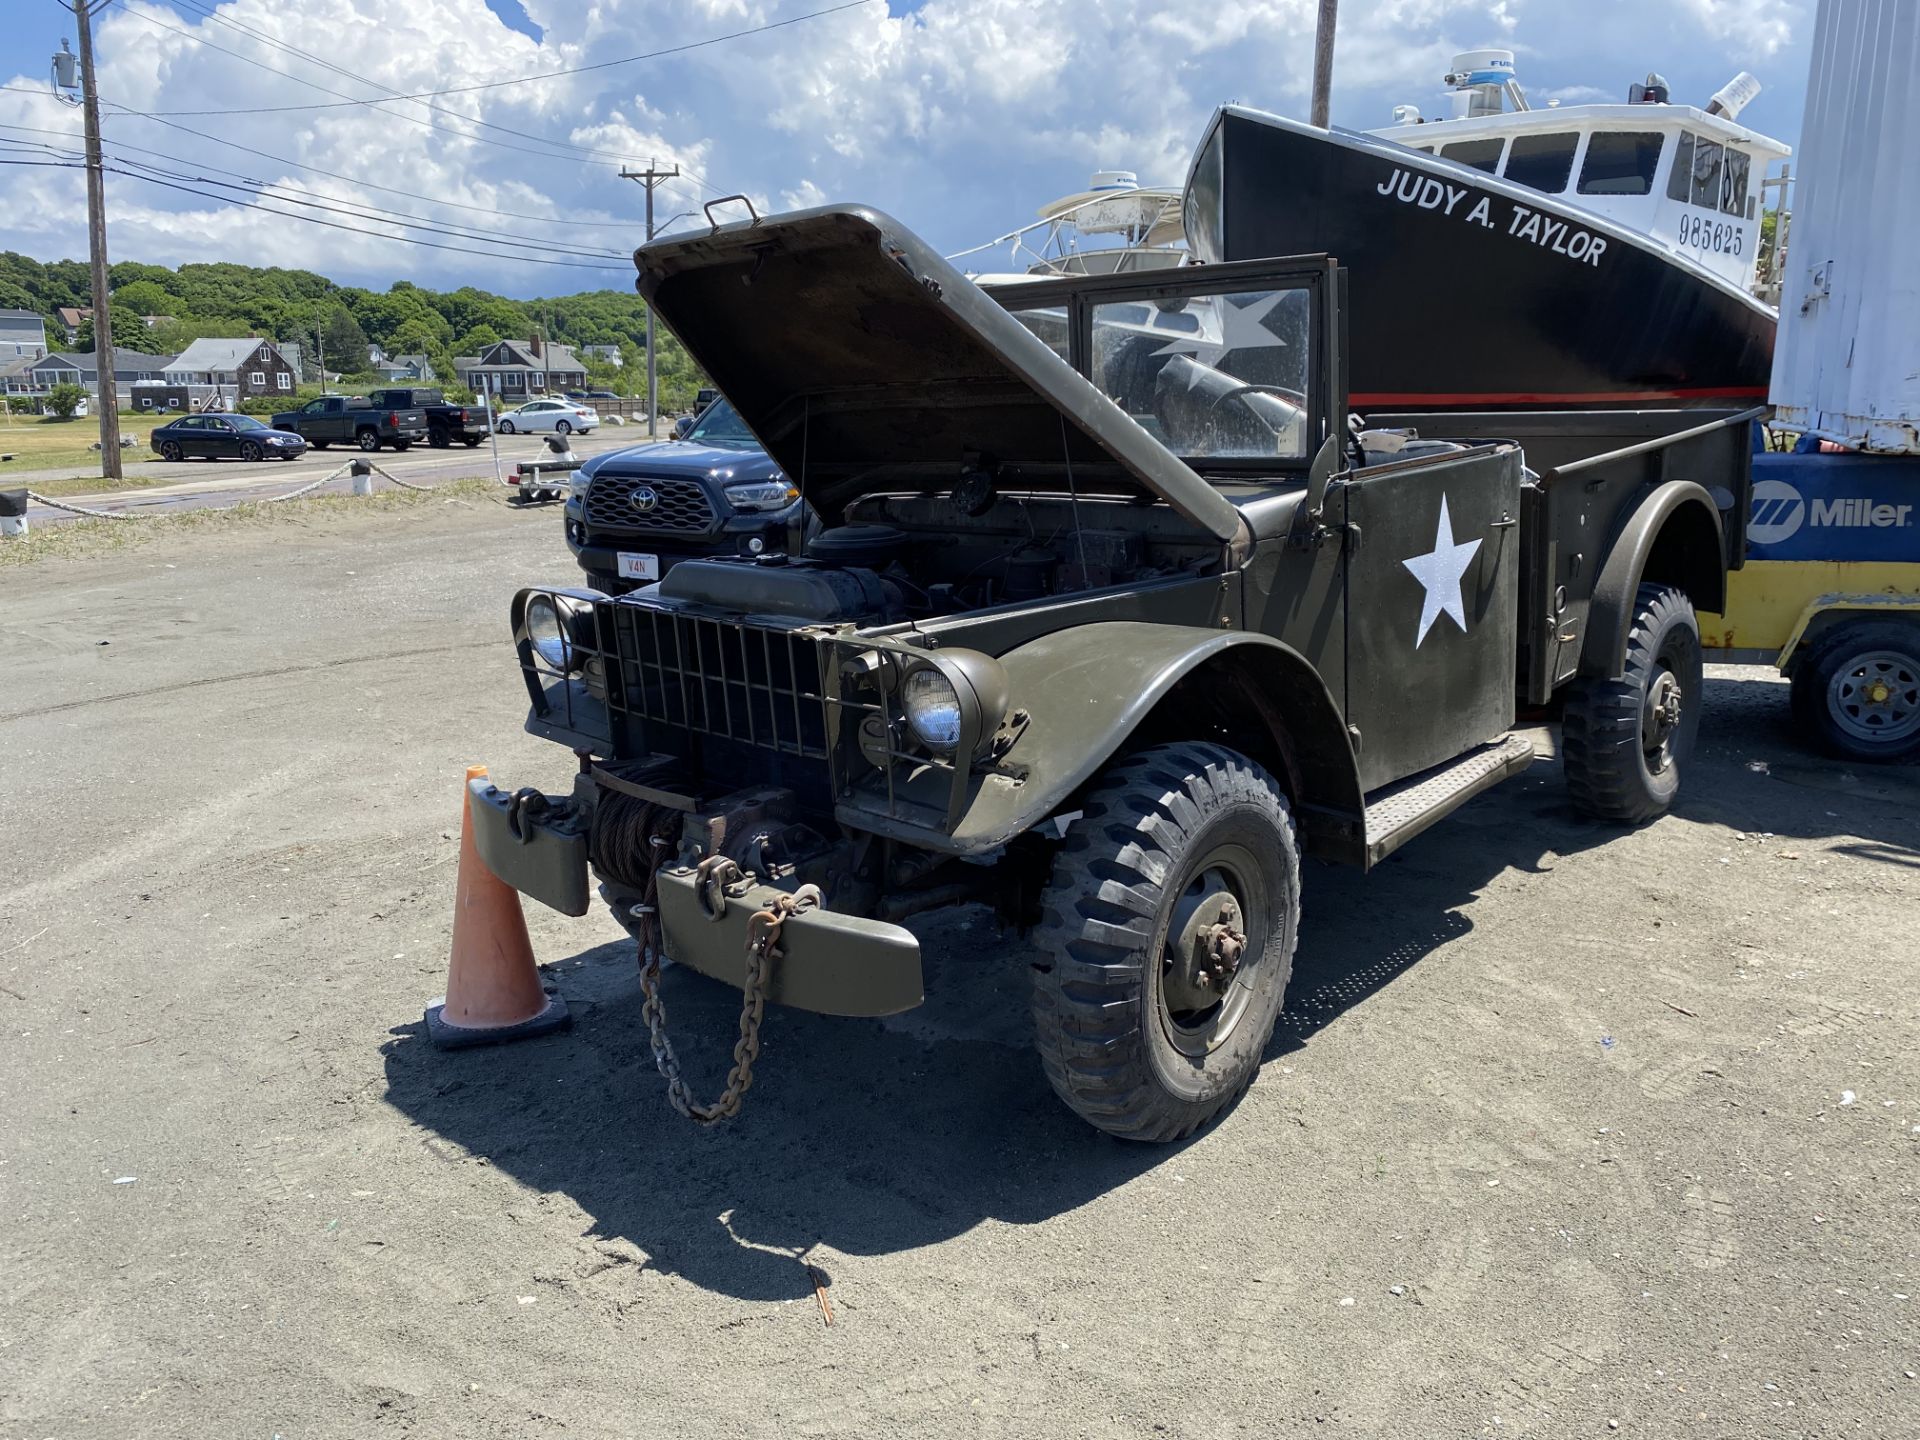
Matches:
[1030,742,1300,1142]
[1562,583,1702,823]
[1790,619,1920,762]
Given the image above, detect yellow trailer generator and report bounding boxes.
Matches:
[1701,448,1920,759]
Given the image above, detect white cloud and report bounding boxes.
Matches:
[0,0,1812,296]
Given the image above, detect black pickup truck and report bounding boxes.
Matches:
[366,387,488,448]
[270,395,429,452]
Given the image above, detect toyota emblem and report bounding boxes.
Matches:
[631,485,659,512]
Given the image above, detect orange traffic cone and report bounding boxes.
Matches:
[425,764,571,1049]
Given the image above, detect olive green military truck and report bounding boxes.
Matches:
[470,206,1755,1140]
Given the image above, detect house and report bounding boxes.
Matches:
[56,306,93,345]
[452,338,585,397]
[28,349,176,394]
[163,337,300,401]
[0,309,48,362]
[582,343,622,368]
[0,353,39,394]
[371,350,435,382]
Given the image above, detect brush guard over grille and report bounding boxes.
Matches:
[512,588,975,839]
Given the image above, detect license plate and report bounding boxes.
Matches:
[617,553,660,582]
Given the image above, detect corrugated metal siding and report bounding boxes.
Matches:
[1769,0,1920,453]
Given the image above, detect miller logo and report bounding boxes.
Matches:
[631,485,659,512]
[1748,478,1914,546]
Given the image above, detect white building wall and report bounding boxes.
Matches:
[1769,0,1920,452]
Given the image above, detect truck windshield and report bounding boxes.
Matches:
[684,398,757,450]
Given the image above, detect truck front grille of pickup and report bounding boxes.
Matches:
[584,475,714,533]
[598,603,828,758]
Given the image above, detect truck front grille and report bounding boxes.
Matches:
[598,602,828,758]
[584,475,715,533]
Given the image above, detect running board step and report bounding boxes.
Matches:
[1362,734,1537,865]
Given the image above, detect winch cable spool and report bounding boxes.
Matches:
[594,786,818,1125]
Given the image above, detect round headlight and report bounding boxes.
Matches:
[526,594,571,671]
[902,666,963,751]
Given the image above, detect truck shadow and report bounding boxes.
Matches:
[379,674,1912,1302]
[378,771,1606,1304]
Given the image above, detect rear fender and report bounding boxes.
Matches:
[1582,481,1725,680]
[1777,593,1920,671]
[940,622,1362,854]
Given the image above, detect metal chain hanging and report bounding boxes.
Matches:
[614,799,819,1125]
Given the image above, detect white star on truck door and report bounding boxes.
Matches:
[1401,495,1482,647]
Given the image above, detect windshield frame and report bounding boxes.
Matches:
[980,255,1339,480]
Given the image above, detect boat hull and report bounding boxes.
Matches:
[1189,108,1775,412]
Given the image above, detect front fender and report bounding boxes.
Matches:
[868,623,1358,855]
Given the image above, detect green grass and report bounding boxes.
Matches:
[0,412,167,475]
[0,475,501,570]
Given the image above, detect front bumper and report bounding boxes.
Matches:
[466,776,924,1017]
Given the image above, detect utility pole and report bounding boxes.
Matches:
[620,159,678,437]
[1309,0,1339,129]
[61,3,121,478]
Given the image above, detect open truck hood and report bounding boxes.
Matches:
[631,205,1248,546]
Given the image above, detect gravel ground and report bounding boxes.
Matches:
[1,500,1916,1439]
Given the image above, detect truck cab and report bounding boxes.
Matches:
[272,394,429,452]
[472,206,1750,1139]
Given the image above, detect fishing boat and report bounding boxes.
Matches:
[1183,52,1791,411]
[955,169,1188,283]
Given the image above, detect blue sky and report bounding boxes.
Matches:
[0,0,1812,298]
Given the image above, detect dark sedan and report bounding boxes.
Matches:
[151,413,309,462]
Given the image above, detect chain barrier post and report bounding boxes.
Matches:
[350,457,374,497]
[0,487,27,540]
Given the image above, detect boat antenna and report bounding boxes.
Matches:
[1059,413,1091,588]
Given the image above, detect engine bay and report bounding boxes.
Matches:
[652,490,1224,626]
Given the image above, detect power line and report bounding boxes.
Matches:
[108,154,629,261]
[84,112,650,231]
[111,166,629,271]
[150,0,678,172]
[105,2,640,168]
[0,156,628,272]
[0,121,629,260]
[139,0,876,116]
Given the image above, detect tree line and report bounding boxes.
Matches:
[0,251,708,408]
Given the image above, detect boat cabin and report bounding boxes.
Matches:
[1371,53,1790,293]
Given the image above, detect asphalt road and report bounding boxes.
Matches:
[14,427,650,524]
[1,499,1915,1438]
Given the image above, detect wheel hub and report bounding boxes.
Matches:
[1166,887,1244,1013]
[1642,669,1682,771]
[1828,649,1920,744]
